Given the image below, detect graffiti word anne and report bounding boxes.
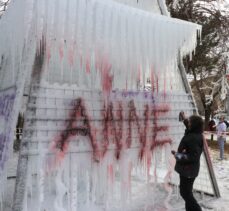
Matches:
[53,98,171,162]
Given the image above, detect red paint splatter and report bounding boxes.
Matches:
[85,57,91,74]
[51,97,171,163]
[53,98,99,162]
[115,103,123,159]
[163,72,166,98]
[68,47,74,66]
[95,51,113,95]
[100,57,113,94]
[102,102,123,159]
[146,151,152,182]
[156,75,159,93]
[107,164,114,184]
[127,100,141,148]
[101,102,113,157]
[59,45,64,60]
[139,104,149,160]
[151,104,171,151]
[47,45,51,63]
[95,49,101,71]
[80,54,83,69]
[151,69,155,93]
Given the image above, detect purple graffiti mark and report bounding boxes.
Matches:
[0,87,16,170]
[0,134,8,169]
[0,93,15,121]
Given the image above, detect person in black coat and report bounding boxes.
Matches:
[172,113,204,211]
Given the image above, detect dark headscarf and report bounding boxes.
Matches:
[189,115,204,134]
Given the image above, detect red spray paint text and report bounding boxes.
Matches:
[53,98,171,162]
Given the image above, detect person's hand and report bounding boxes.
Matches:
[171,150,176,155]
[179,111,186,122]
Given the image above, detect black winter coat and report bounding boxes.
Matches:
[175,132,203,178]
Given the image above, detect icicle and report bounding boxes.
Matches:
[23,188,28,211]
[0,172,4,211]
[70,154,77,211]
[119,151,131,209]
[37,141,47,210]
[54,165,67,211]
[1,0,201,92]
[26,158,33,205]
[163,143,174,210]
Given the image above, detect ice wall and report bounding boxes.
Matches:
[12,83,215,211]
[40,0,201,92]
[0,0,201,92]
[113,0,162,13]
[0,0,37,204]
[19,84,195,211]
[0,0,204,210]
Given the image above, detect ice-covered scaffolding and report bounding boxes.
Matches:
[0,0,201,90]
[0,0,219,211]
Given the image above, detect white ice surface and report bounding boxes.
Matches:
[2,148,229,211]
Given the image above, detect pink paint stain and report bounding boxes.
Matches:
[47,45,51,63]
[68,48,74,66]
[85,57,91,74]
[107,164,114,184]
[151,70,155,93]
[163,72,166,98]
[59,44,64,60]
[156,75,159,93]
[51,98,100,164]
[100,57,113,94]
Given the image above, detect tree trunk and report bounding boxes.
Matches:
[205,106,212,130]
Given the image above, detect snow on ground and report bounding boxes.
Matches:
[2,146,229,211]
[202,148,229,211]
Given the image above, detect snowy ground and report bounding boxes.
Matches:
[201,147,229,211]
[2,146,229,211]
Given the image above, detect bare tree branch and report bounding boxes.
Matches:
[0,0,10,17]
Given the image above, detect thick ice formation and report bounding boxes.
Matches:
[0,0,203,210]
[17,86,195,211]
[0,0,201,90]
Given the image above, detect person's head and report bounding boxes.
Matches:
[219,116,225,123]
[188,115,204,134]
